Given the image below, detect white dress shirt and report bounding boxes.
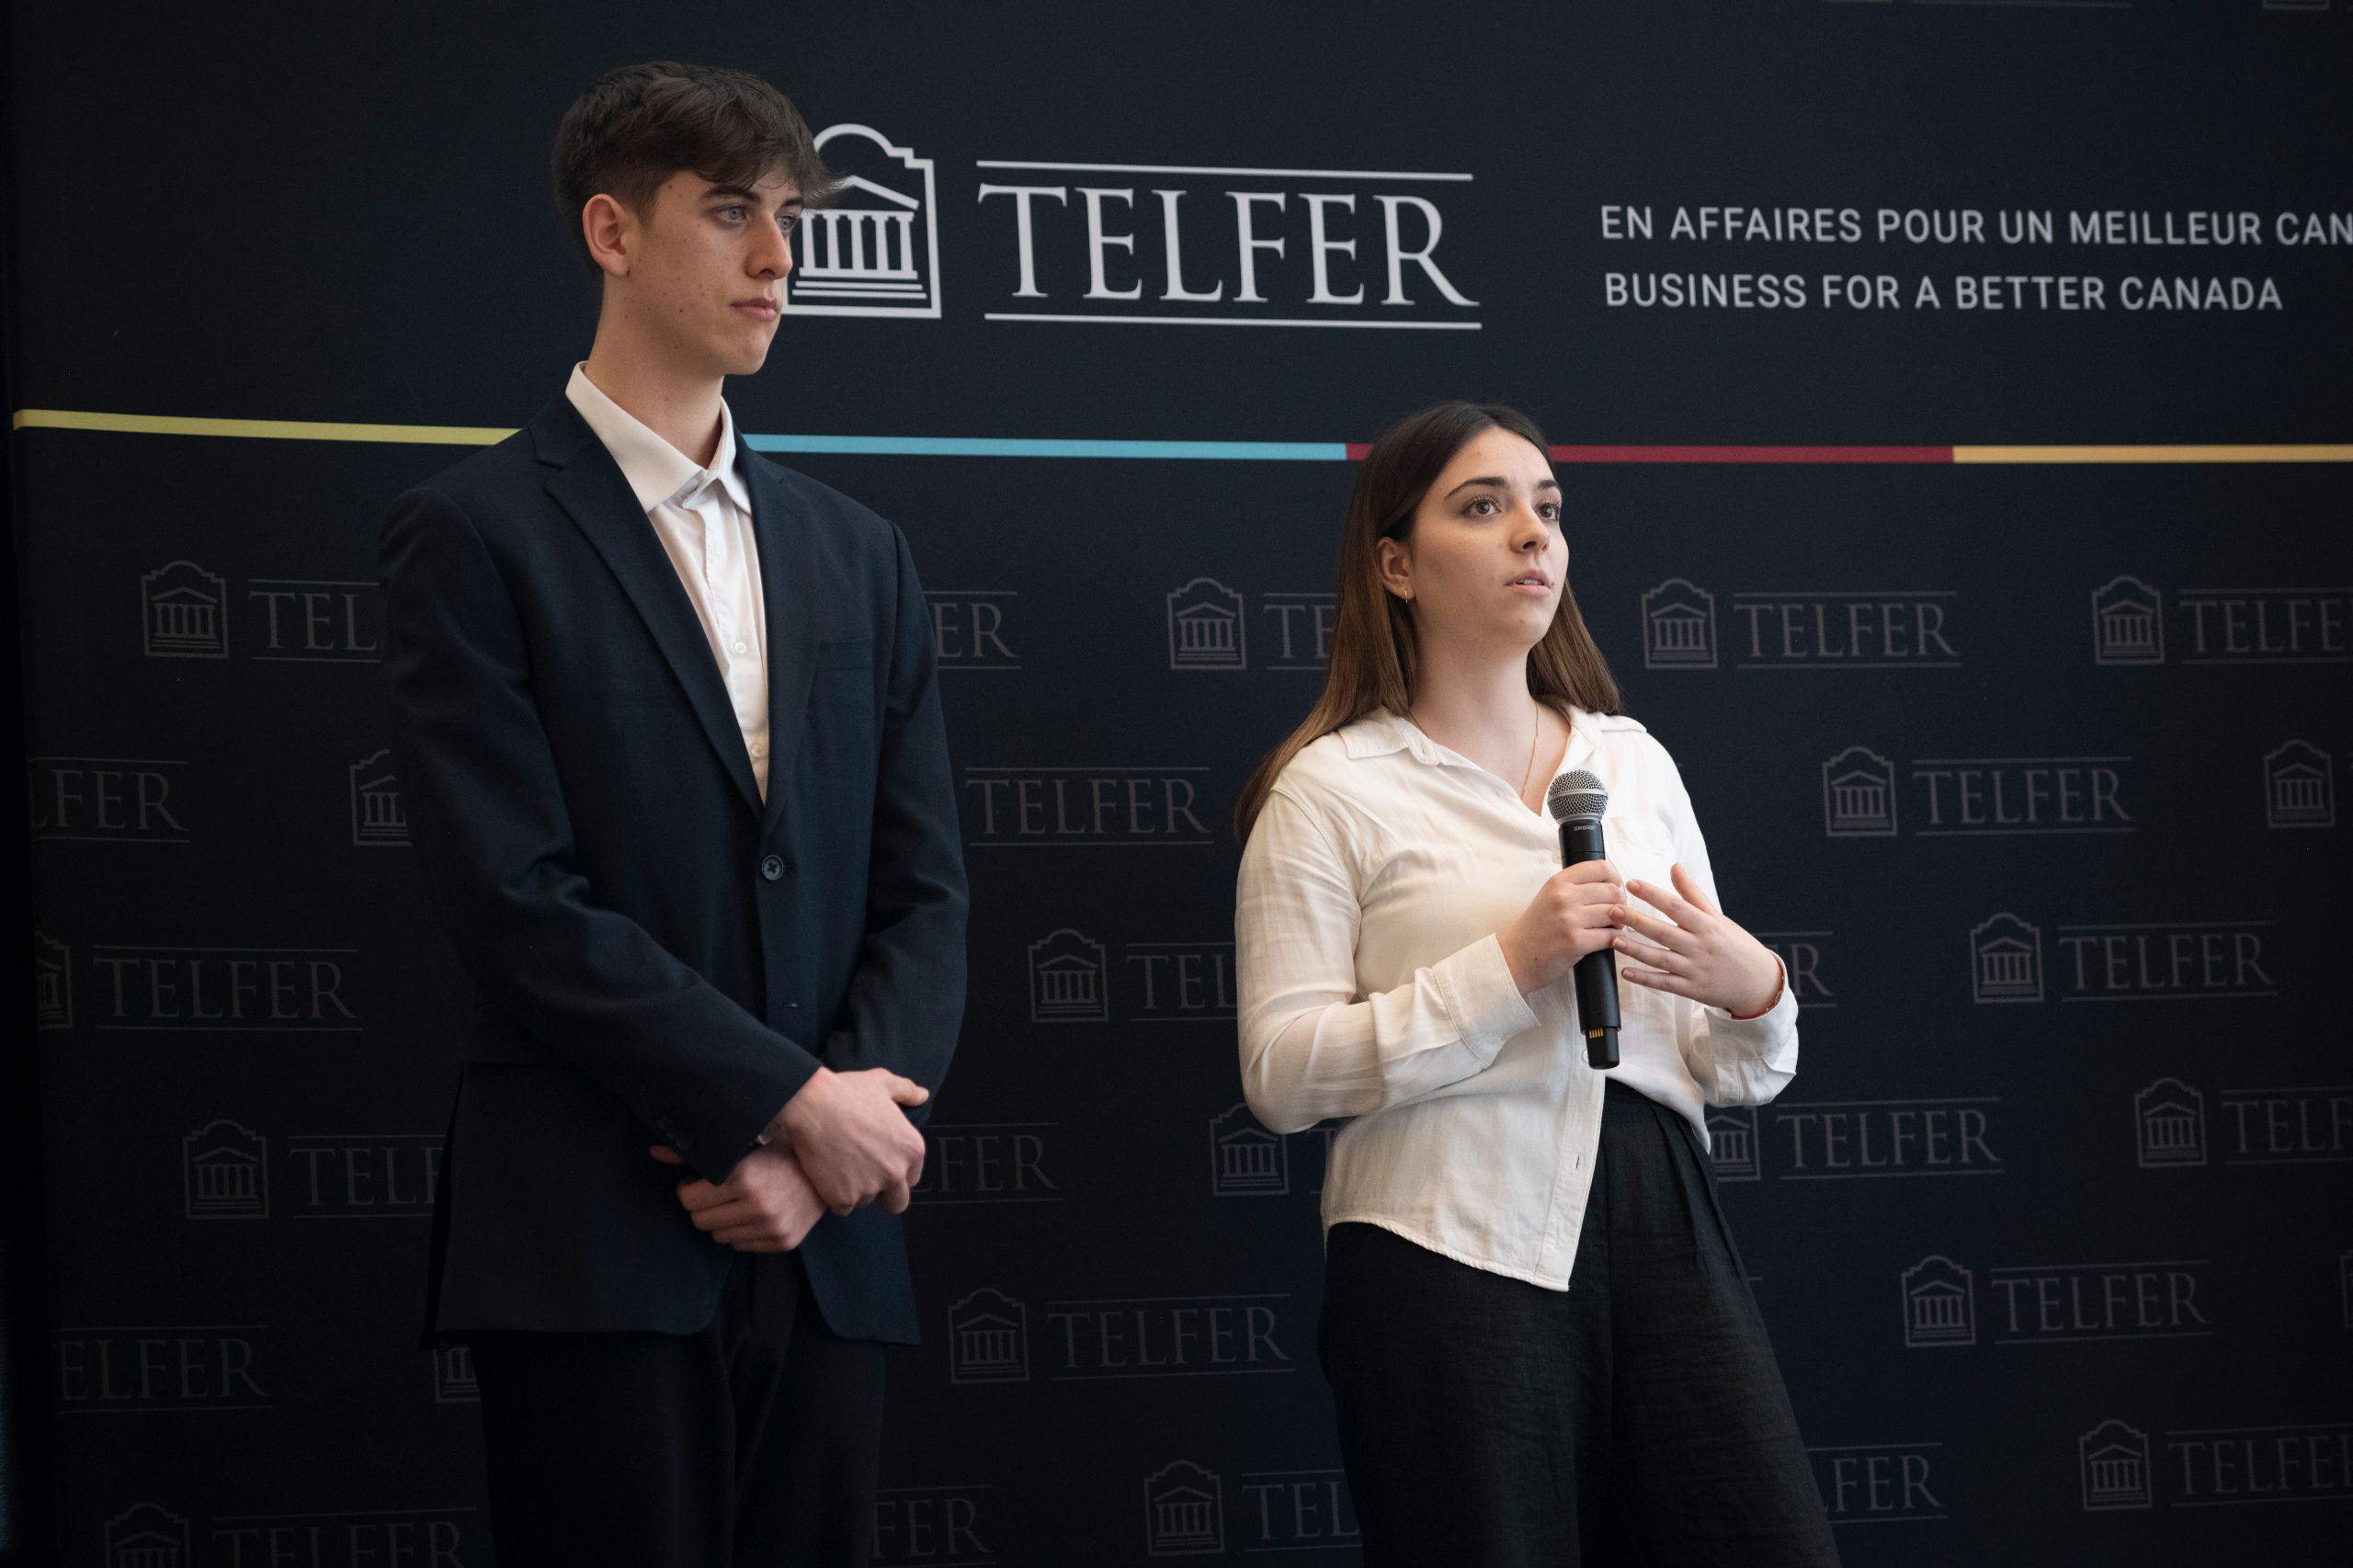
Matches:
[565,365,772,799]
[1235,708,1800,1291]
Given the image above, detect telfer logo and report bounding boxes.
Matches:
[2264,740,2335,828]
[1641,578,1718,669]
[350,751,408,846]
[1900,1256,1976,1348]
[1142,1461,1225,1557]
[946,1289,1029,1385]
[1168,578,1247,669]
[2091,576,2165,665]
[785,126,940,318]
[2134,1079,2208,1168]
[2078,1419,2154,1511]
[34,933,70,1029]
[1969,914,2043,1004]
[1209,1104,1289,1197]
[183,1120,268,1219]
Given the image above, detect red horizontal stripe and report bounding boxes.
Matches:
[1547,444,1952,464]
[1345,442,1375,460]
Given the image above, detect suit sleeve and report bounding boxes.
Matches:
[815,522,970,1118]
[382,484,818,1184]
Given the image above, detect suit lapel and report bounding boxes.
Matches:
[749,457,820,838]
[532,402,765,817]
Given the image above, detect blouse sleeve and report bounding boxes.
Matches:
[1235,786,1539,1135]
[1658,753,1801,1109]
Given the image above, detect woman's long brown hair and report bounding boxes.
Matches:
[1232,401,1623,841]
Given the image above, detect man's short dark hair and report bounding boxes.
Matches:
[551,61,835,271]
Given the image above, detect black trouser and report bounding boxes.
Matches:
[469,1249,888,1568]
[1319,1080,1839,1567]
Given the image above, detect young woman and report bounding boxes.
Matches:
[1233,403,1836,1566]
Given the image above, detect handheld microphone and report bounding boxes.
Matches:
[1545,770,1620,1070]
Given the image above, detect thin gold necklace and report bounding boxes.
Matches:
[1518,702,1542,806]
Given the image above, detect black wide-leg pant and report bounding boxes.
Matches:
[469,1249,887,1568]
[1319,1080,1839,1567]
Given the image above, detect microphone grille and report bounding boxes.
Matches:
[1546,769,1608,823]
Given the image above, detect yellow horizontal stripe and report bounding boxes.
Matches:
[1954,444,2353,464]
[12,408,514,446]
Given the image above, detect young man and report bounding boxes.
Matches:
[382,62,967,1566]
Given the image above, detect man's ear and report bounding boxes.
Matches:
[582,194,634,279]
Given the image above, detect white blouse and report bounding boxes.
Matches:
[1234,708,1800,1290]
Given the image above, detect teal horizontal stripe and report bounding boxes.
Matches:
[744,434,1347,460]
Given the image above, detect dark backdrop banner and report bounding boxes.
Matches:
[10,4,2352,1564]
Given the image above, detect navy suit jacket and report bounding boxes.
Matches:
[381,397,966,1345]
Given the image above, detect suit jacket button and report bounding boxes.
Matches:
[760,854,785,881]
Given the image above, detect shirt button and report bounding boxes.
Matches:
[760,854,785,881]
[733,641,748,654]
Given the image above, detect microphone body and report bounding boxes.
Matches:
[1545,771,1620,1070]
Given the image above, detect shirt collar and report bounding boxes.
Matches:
[564,363,753,517]
[1339,705,1600,777]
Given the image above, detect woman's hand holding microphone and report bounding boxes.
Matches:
[1501,860,1784,1020]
